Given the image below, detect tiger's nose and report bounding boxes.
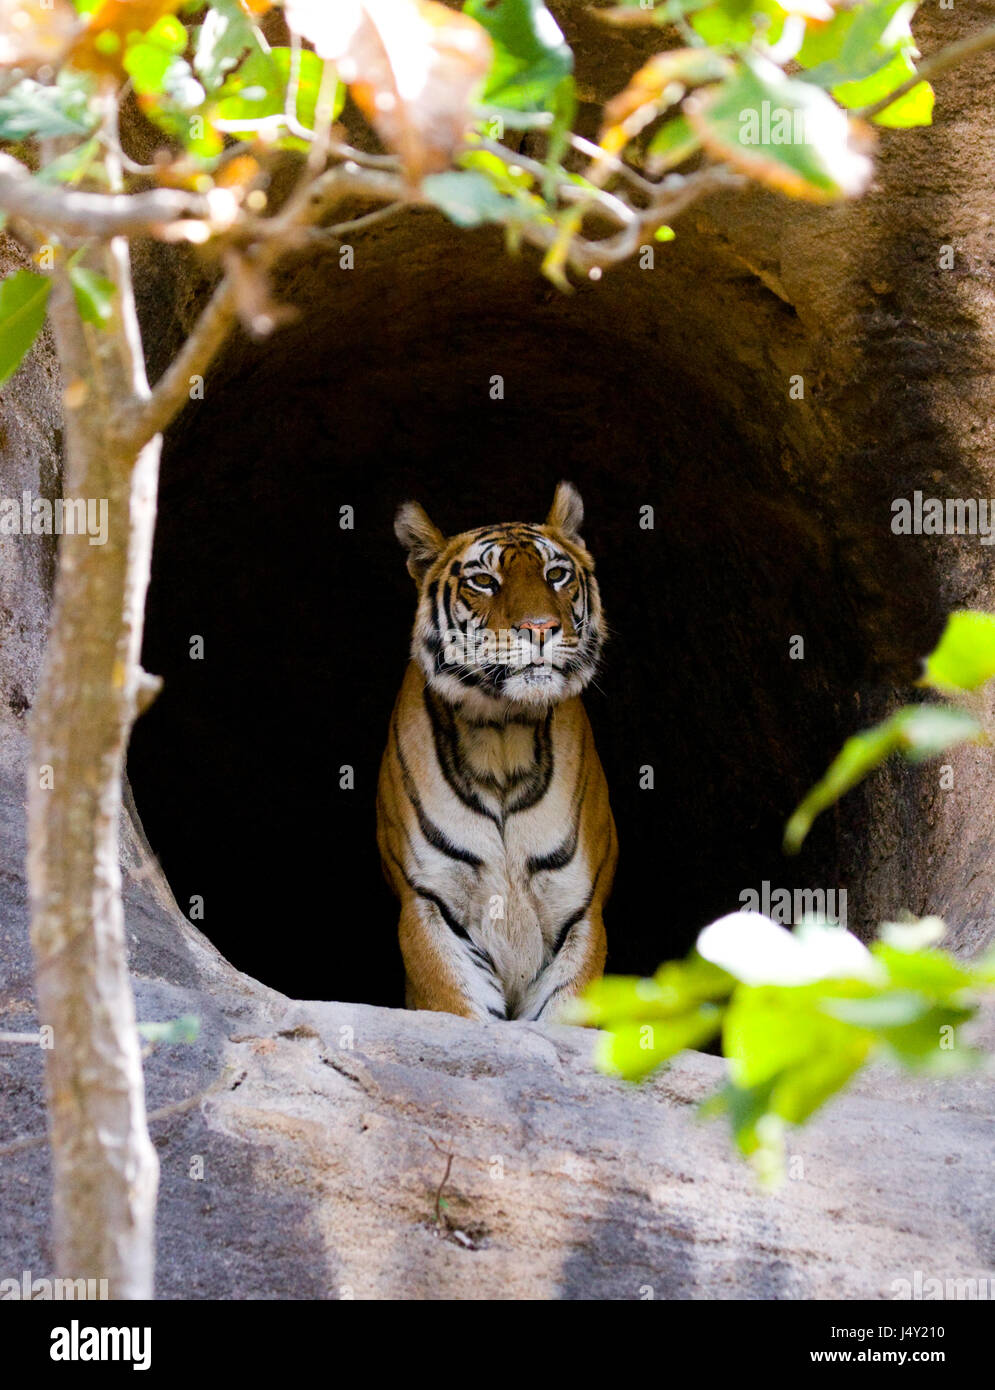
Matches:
[516,617,559,633]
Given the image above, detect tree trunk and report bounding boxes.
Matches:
[26,242,159,1298]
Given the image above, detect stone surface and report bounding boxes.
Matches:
[3,787,993,1298]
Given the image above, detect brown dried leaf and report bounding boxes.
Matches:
[284,0,492,182]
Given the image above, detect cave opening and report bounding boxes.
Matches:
[127,216,872,1006]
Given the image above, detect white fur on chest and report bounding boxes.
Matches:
[414,711,589,1008]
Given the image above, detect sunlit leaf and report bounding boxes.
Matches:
[0,270,51,389]
[783,702,981,853]
[872,942,976,995]
[691,0,785,47]
[921,610,995,693]
[194,0,258,92]
[215,46,340,132]
[69,0,183,77]
[125,18,203,108]
[878,1002,977,1071]
[698,912,882,987]
[594,1005,723,1080]
[723,982,872,1089]
[285,0,492,182]
[686,54,874,202]
[460,147,534,191]
[464,0,571,113]
[834,51,932,127]
[798,0,918,83]
[877,916,946,952]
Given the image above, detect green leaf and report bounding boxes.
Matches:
[596,1005,724,1080]
[866,78,933,128]
[195,0,259,93]
[422,170,516,227]
[215,46,339,132]
[798,0,912,79]
[460,148,535,192]
[136,1014,201,1045]
[69,266,116,328]
[464,0,573,112]
[878,1003,976,1071]
[0,271,51,389]
[700,1076,780,1157]
[0,78,95,140]
[768,1036,871,1126]
[691,0,784,47]
[921,610,995,692]
[573,952,734,1028]
[645,114,701,174]
[872,942,976,996]
[723,983,872,1089]
[784,703,981,853]
[126,47,202,108]
[687,54,872,203]
[819,989,930,1028]
[834,52,932,128]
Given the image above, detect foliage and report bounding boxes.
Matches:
[784,611,992,854]
[571,912,995,1187]
[578,607,995,1186]
[0,0,964,384]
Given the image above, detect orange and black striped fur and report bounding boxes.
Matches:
[377,482,617,1022]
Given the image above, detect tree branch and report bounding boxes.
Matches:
[124,164,412,449]
[0,153,209,238]
[121,275,238,448]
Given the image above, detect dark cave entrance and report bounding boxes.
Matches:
[127,217,881,1006]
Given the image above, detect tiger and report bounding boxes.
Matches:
[376,481,617,1023]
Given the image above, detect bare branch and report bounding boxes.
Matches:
[0,152,208,238]
[126,164,412,448]
[120,275,238,448]
[519,166,740,274]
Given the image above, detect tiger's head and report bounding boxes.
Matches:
[395,482,605,717]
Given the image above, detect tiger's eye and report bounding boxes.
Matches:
[547,566,568,583]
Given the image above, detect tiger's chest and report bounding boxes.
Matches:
[414,708,594,1005]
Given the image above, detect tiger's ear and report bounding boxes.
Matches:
[546,480,584,544]
[395,500,446,582]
